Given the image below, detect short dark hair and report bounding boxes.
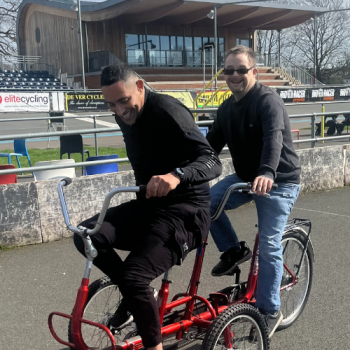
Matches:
[100,64,138,87]
[225,46,256,66]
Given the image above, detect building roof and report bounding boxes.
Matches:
[17,0,328,31]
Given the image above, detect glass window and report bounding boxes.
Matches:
[236,38,250,47]
[125,34,139,49]
[170,36,176,50]
[194,37,202,51]
[147,35,159,50]
[177,36,184,50]
[185,37,192,51]
[160,36,169,50]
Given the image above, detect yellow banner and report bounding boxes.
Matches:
[196,90,232,108]
[158,92,194,109]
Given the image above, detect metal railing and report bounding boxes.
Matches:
[126,50,225,67]
[256,52,323,86]
[1,109,350,176]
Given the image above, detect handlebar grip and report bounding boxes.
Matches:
[139,185,147,193]
[61,177,73,186]
[271,184,278,190]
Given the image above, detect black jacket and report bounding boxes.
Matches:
[207,83,301,184]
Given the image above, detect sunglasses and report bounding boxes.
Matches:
[223,67,254,75]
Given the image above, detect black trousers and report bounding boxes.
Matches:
[74,198,210,348]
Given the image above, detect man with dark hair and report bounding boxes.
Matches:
[74,64,222,350]
[206,46,301,337]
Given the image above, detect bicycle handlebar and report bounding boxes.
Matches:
[211,182,278,222]
[57,178,146,236]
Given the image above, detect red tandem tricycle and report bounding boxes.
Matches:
[49,178,314,350]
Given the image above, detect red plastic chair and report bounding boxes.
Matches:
[0,164,18,185]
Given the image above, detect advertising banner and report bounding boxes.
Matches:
[276,87,350,103]
[196,90,232,107]
[65,92,109,112]
[0,93,50,112]
[158,92,194,108]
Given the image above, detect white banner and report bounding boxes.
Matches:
[0,93,50,112]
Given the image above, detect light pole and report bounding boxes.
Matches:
[72,0,86,91]
[207,0,274,88]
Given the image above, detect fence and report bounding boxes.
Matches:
[256,52,323,86]
[0,109,350,176]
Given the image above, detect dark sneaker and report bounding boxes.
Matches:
[211,241,252,277]
[263,310,283,338]
[108,300,134,330]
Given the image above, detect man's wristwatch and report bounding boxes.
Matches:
[171,168,185,182]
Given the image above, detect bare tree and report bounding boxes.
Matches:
[0,0,19,57]
[282,0,350,82]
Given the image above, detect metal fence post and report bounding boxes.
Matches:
[311,113,316,148]
[93,116,99,155]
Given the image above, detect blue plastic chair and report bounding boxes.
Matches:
[84,154,119,175]
[0,139,33,175]
[198,126,209,137]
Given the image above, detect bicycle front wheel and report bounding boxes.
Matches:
[278,228,313,330]
[68,276,137,350]
[201,303,270,350]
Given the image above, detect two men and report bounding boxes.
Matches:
[74,43,301,348]
[207,46,301,337]
[74,65,222,350]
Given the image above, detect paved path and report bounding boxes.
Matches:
[1,186,350,349]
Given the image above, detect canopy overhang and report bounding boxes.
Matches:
[17,0,328,31]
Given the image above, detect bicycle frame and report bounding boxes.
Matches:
[48,180,311,350]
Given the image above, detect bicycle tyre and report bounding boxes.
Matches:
[68,276,137,350]
[278,228,313,330]
[201,303,270,350]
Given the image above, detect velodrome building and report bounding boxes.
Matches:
[17,0,325,89]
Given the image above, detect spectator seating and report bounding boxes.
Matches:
[33,159,76,181]
[0,139,33,175]
[0,164,18,185]
[60,134,90,175]
[84,154,119,175]
[0,69,72,91]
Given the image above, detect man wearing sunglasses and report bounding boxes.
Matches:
[206,45,301,337]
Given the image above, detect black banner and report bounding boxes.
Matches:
[276,86,350,103]
[65,92,109,112]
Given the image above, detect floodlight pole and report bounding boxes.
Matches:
[212,1,272,88]
[214,6,218,89]
[77,0,86,91]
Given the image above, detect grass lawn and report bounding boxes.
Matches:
[0,146,128,173]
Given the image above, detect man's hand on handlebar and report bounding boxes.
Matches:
[146,173,180,198]
[252,176,274,196]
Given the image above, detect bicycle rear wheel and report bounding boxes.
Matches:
[201,303,270,350]
[278,228,313,330]
[68,276,137,350]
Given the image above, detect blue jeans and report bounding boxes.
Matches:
[210,173,300,313]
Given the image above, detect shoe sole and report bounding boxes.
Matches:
[268,312,283,338]
[211,250,253,277]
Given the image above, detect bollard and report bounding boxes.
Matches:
[321,104,325,143]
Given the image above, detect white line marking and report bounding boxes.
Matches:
[77,117,117,128]
[294,207,350,218]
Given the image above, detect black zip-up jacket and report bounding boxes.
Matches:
[115,89,222,204]
[207,83,301,183]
